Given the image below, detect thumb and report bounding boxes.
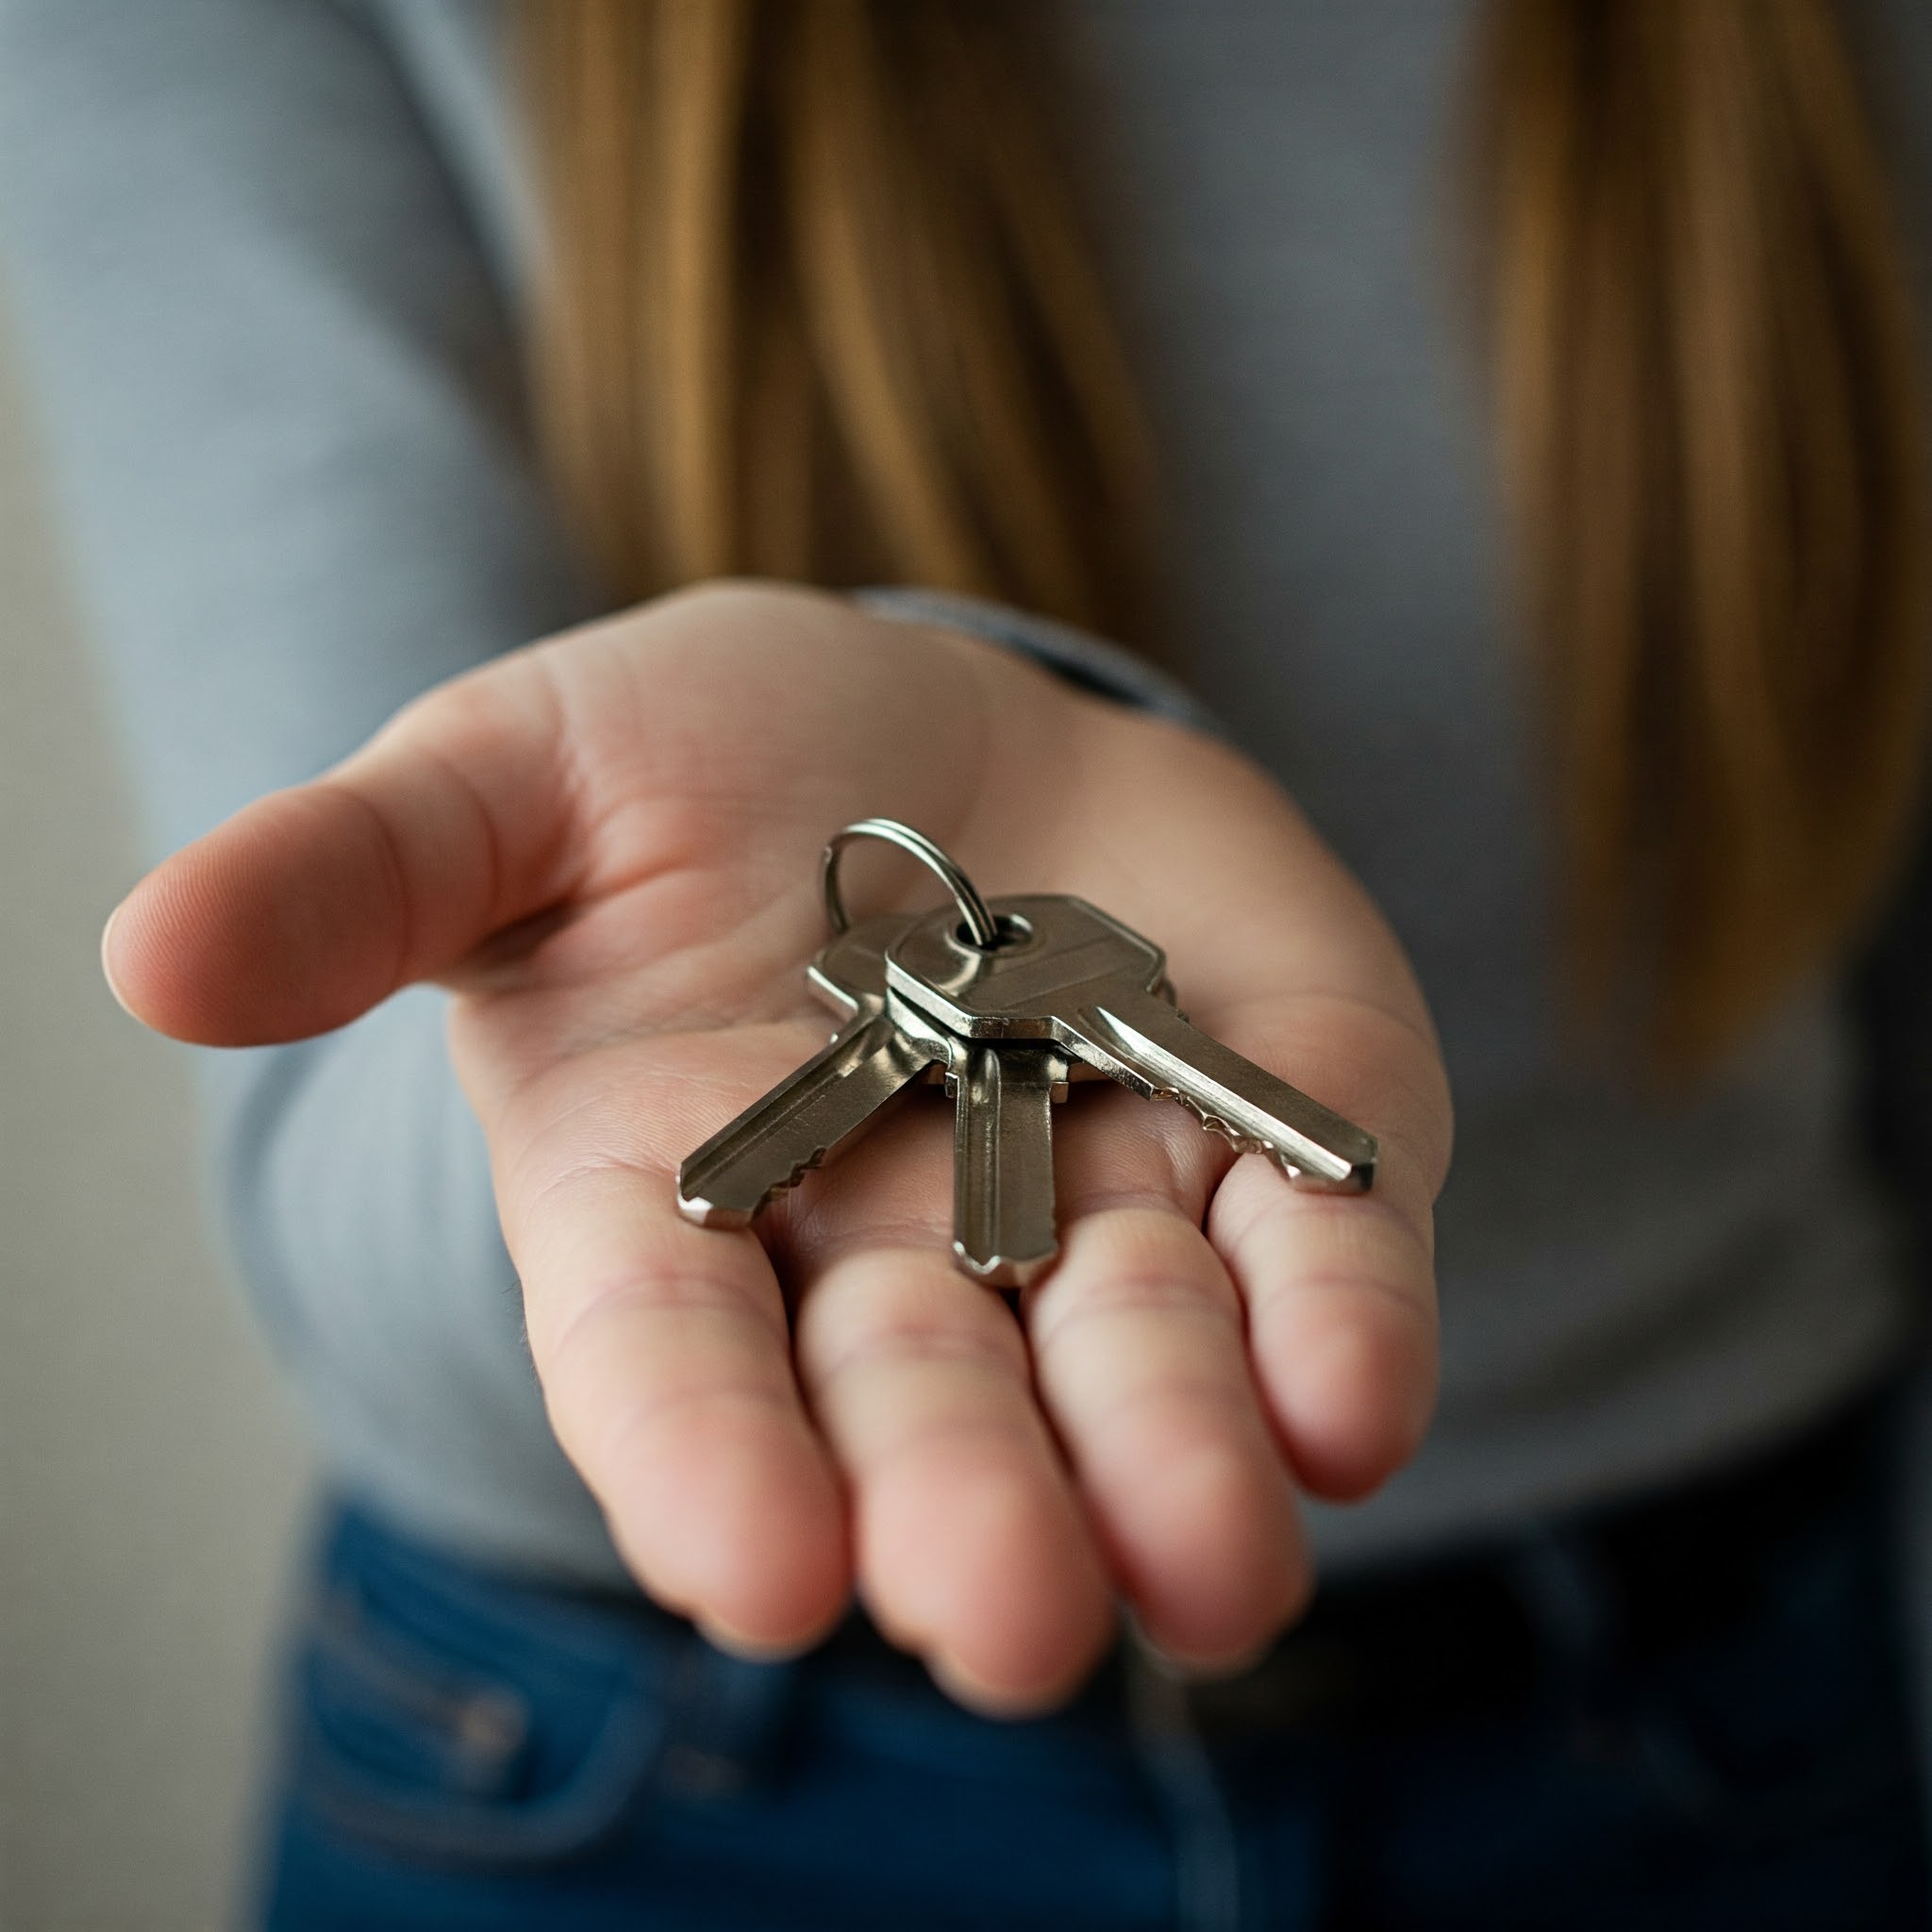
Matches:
[101,652,581,1047]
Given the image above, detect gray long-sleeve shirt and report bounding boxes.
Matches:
[3,0,1929,1589]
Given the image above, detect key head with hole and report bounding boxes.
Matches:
[888,891,1377,1191]
[885,894,1166,1043]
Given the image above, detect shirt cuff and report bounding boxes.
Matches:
[852,586,1223,741]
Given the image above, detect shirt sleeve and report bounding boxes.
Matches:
[0,0,621,1573]
[852,587,1224,740]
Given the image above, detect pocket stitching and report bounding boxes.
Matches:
[292,1582,668,1868]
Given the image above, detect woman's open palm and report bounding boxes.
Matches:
[104,583,1450,1712]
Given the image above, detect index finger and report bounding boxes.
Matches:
[500,1024,854,1653]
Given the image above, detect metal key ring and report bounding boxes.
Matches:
[821,819,1000,951]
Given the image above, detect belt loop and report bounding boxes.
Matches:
[1122,1621,1257,1932]
[652,1627,801,1802]
[1506,1521,1626,1734]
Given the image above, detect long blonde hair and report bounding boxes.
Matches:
[521,0,1929,1074]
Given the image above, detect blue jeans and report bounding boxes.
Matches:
[251,1402,1929,1930]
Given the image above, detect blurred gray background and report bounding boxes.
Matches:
[0,297,316,1929]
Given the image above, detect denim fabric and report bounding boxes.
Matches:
[251,1440,1930,1932]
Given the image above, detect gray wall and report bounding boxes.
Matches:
[0,302,315,1929]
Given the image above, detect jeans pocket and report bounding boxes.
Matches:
[288,1512,668,1870]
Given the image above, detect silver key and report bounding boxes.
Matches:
[949,1041,1068,1287]
[676,915,944,1227]
[886,895,1377,1191]
[868,991,1065,1280]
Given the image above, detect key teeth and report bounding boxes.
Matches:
[1157,1086,1299,1172]
[755,1145,830,1214]
[1152,1085,1374,1189]
[952,1240,1058,1290]
[677,1145,831,1228]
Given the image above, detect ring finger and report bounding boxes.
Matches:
[1025,1088,1309,1671]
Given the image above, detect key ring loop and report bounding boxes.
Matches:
[821,819,1000,951]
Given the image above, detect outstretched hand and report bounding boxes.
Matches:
[104,582,1451,1713]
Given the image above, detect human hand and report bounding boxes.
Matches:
[102,581,1450,1713]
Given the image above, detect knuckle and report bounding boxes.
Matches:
[1031,1272,1242,1364]
[811,1318,1029,1395]
[1074,1372,1262,1464]
[796,1263,1030,1392]
[575,1378,798,1482]
[1216,1174,1431,1282]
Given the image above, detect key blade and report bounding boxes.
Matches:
[952,1043,1065,1287]
[1082,992,1377,1191]
[677,1012,941,1227]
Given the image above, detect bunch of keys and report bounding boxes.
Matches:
[676,819,1377,1288]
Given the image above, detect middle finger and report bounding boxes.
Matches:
[782,1107,1115,1714]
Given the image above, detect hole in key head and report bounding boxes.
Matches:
[958,912,1032,953]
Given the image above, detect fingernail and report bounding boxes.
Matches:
[99,902,133,1015]
[1123,1609,1273,1686]
[1129,1628,1215,1683]
[693,1612,816,1665]
[926,1648,1074,1720]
